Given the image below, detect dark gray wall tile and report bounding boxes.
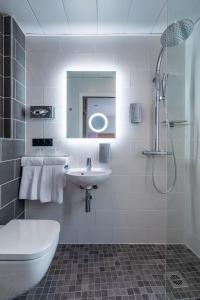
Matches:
[13,19,25,49]
[0,201,14,225]
[1,178,20,207]
[16,41,25,68]
[13,59,25,85]
[12,37,16,58]
[0,118,3,138]
[14,158,21,178]
[16,210,25,219]
[0,15,25,224]
[4,57,11,77]
[2,140,25,160]
[0,75,3,98]
[0,139,2,161]
[3,119,11,138]
[4,98,11,118]
[15,120,25,139]
[0,160,14,184]
[4,16,11,35]
[0,97,3,118]
[13,80,16,99]
[0,54,3,76]
[13,100,25,121]
[0,16,3,35]
[16,81,25,103]
[4,77,11,98]
[0,34,3,56]
[4,36,11,56]
[13,140,25,158]
[14,198,24,217]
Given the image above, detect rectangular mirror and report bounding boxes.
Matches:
[67,71,116,138]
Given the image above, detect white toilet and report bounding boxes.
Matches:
[0,219,60,300]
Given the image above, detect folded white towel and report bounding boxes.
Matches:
[21,157,44,166]
[39,165,65,204]
[43,157,68,166]
[19,166,42,200]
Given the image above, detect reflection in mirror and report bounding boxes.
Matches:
[67,71,116,138]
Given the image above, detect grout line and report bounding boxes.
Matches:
[0,197,18,210]
[0,177,20,187]
[11,98,26,106]
[13,57,25,71]
[12,77,25,89]
[0,136,25,140]
[12,56,26,71]
[11,118,25,124]
[13,35,25,51]
[3,76,25,89]
[15,38,26,54]
[15,210,25,219]
[0,157,21,164]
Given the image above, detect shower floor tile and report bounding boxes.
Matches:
[14,244,200,300]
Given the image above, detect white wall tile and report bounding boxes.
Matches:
[95,210,166,229]
[167,229,184,244]
[76,226,114,244]
[25,35,183,244]
[113,227,166,243]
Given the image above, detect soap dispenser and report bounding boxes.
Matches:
[99,143,111,163]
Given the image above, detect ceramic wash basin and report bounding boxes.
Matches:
[66,168,112,187]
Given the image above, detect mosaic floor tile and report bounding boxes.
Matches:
[14,244,200,300]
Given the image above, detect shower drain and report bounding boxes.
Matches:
[167,271,189,289]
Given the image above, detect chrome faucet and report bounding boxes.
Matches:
[86,157,92,171]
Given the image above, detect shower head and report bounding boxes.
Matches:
[160,19,194,48]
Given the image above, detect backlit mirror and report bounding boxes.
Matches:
[67,71,116,138]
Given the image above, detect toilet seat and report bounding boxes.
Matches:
[0,219,60,261]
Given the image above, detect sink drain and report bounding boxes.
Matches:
[167,271,189,289]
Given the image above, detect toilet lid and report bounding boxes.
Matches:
[0,219,60,261]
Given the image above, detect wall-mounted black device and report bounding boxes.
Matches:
[30,106,55,119]
[32,139,53,147]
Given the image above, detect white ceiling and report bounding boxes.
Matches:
[0,0,167,36]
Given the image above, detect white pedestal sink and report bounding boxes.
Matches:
[66,168,112,188]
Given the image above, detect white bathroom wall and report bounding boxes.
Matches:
[185,20,200,256]
[25,36,172,244]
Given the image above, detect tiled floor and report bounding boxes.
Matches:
[15,244,200,300]
[166,245,200,299]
